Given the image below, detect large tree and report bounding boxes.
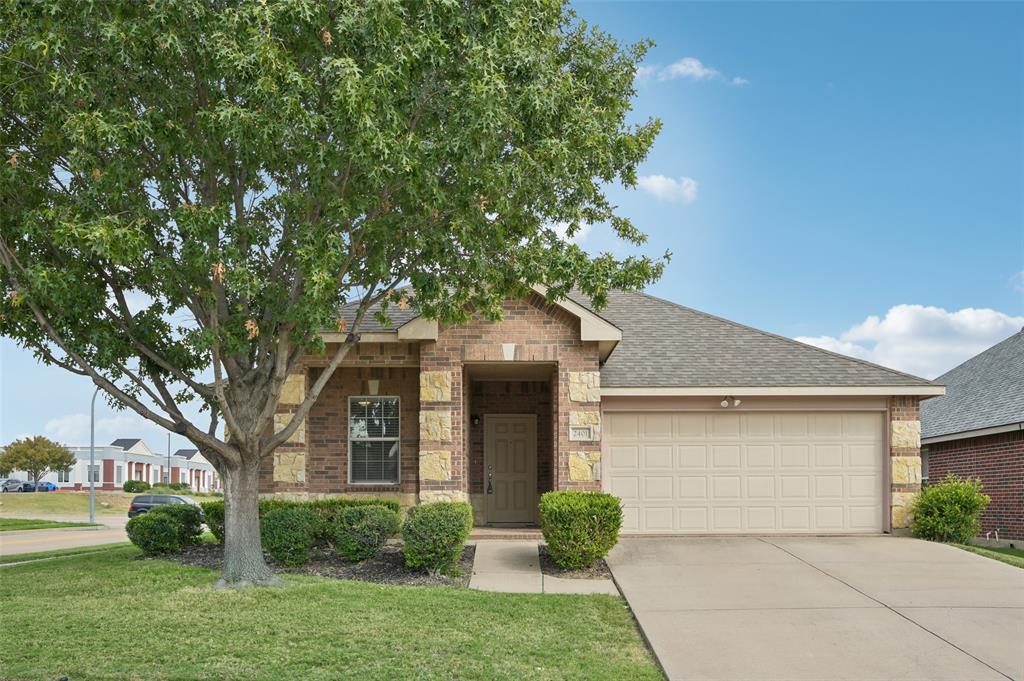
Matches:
[0,0,666,585]
[0,436,77,491]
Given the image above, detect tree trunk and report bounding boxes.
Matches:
[218,457,280,587]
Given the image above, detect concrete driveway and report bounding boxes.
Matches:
[608,537,1023,681]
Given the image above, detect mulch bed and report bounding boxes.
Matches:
[170,543,476,588]
[537,545,612,580]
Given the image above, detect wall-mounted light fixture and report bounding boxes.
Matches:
[720,396,743,408]
[366,379,380,396]
[471,414,481,426]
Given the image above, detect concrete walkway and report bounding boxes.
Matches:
[0,515,129,557]
[469,540,618,595]
[609,536,1024,681]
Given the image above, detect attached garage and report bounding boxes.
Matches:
[604,409,886,534]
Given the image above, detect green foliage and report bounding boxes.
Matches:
[260,507,319,567]
[911,474,990,543]
[539,491,622,569]
[201,501,226,543]
[149,504,203,546]
[123,480,151,493]
[329,505,401,562]
[402,502,473,574]
[0,436,76,485]
[166,482,191,491]
[126,512,180,556]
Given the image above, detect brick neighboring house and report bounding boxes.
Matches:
[260,288,944,534]
[921,330,1024,540]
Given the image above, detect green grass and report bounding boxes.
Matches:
[956,543,1024,569]
[0,548,663,681]
[0,542,130,565]
[0,490,209,517]
[0,517,99,531]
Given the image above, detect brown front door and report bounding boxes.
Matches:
[484,415,538,524]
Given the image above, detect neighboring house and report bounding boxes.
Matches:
[14,438,221,492]
[260,288,943,534]
[921,330,1024,540]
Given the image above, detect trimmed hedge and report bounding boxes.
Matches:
[402,502,473,574]
[123,480,150,493]
[126,512,180,555]
[329,505,401,562]
[200,497,400,544]
[149,504,203,546]
[539,491,622,570]
[261,507,319,567]
[911,474,990,543]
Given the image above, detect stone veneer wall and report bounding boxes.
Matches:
[925,430,1023,540]
[417,293,602,504]
[889,396,922,529]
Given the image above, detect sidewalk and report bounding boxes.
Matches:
[469,540,618,595]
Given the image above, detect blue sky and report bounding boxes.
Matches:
[2,1,1022,450]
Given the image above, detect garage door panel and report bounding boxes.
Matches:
[607,411,884,534]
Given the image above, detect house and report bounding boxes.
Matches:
[260,289,943,534]
[22,438,220,492]
[921,329,1023,540]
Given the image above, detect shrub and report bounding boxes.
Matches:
[539,491,623,570]
[402,502,473,574]
[201,500,225,542]
[911,474,990,543]
[123,480,150,493]
[149,504,203,546]
[329,505,401,562]
[126,511,180,555]
[260,507,319,567]
[165,482,190,491]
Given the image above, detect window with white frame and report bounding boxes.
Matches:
[348,396,400,484]
[88,465,100,483]
[57,468,72,483]
[115,465,123,484]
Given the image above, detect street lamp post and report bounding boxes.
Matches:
[89,387,100,525]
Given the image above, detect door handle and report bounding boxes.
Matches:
[486,465,493,494]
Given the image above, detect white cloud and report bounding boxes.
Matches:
[44,412,147,444]
[637,57,748,86]
[795,304,1024,379]
[548,221,593,244]
[637,175,699,204]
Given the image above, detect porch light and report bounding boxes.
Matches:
[471,414,481,426]
[720,398,730,408]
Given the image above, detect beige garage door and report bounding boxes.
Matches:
[604,411,884,534]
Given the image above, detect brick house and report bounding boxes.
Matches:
[922,330,1023,540]
[260,288,943,534]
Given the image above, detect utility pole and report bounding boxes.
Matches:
[166,433,170,484]
[88,387,99,525]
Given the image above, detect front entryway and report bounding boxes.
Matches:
[484,415,537,524]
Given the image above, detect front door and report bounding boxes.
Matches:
[484,415,537,524]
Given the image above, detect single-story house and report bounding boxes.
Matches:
[17,438,221,492]
[921,329,1023,540]
[260,289,943,534]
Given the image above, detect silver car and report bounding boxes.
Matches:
[0,479,24,493]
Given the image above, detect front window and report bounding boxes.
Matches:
[88,465,100,483]
[57,468,71,483]
[115,465,123,484]
[348,396,400,484]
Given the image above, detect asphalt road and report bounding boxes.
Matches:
[0,514,129,557]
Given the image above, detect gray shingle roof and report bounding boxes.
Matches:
[173,448,200,460]
[921,329,1024,440]
[109,438,142,449]
[338,297,419,333]
[570,290,937,388]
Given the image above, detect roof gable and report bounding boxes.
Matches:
[921,330,1024,440]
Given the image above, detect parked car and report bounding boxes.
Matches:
[35,481,58,492]
[17,481,36,492]
[127,494,201,518]
[0,479,24,493]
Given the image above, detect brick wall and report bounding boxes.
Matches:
[467,380,554,496]
[925,430,1023,540]
[889,396,922,529]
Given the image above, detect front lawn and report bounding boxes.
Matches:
[0,547,663,680]
[956,543,1024,569]
[0,542,130,565]
[0,490,208,517]
[0,517,98,532]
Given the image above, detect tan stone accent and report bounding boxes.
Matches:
[419,370,452,402]
[568,371,601,403]
[273,451,306,484]
[892,456,922,485]
[891,420,921,449]
[280,373,305,405]
[891,491,917,529]
[419,489,469,504]
[419,410,452,442]
[569,410,602,441]
[419,450,452,481]
[274,413,305,444]
[568,451,602,482]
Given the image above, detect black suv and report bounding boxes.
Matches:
[127,494,201,518]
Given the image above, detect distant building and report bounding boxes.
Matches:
[9,438,221,492]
